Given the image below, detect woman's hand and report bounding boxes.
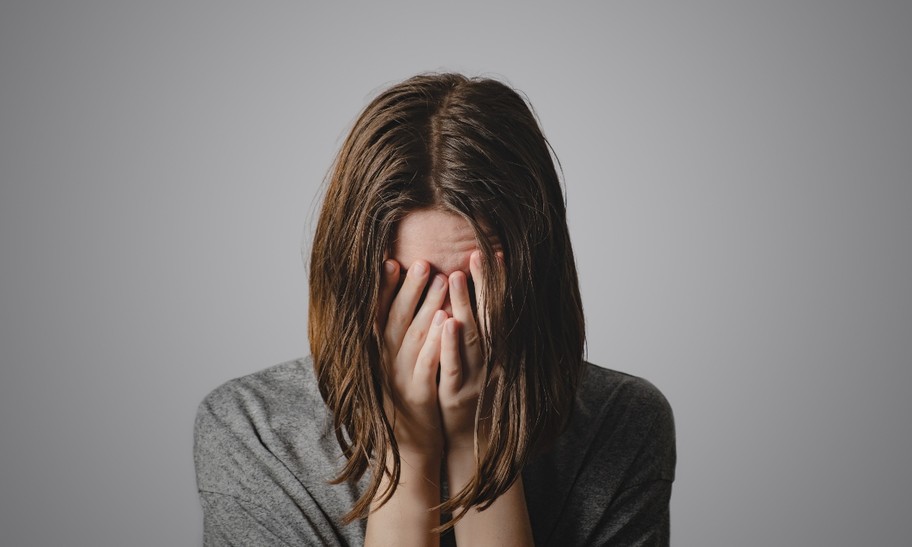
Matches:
[369,252,532,546]
[366,258,449,547]
[376,258,449,460]
[438,250,492,456]
[438,250,534,547]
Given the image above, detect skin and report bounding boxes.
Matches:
[364,209,534,547]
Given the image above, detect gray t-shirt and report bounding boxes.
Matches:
[194,357,675,546]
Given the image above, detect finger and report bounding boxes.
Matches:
[412,310,447,400]
[386,260,430,349]
[412,273,449,334]
[375,259,400,334]
[439,317,463,397]
[448,270,477,331]
[448,270,482,370]
[398,272,448,364]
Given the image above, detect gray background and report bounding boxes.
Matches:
[1,1,909,545]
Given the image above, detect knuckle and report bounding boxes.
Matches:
[405,326,426,346]
[383,329,397,348]
[386,307,407,328]
[404,390,431,407]
[440,393,475,412]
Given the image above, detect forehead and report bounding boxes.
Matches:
[391,209,490,276]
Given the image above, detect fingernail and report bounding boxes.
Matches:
[432,274,446,290]
[412,261,426,275]
[450,272,465,289]
[434,310,446,325]
[383,260,396,274]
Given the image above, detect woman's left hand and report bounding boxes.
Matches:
[438,250,495,456]
[438,251,535,547]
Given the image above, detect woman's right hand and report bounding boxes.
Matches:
[367,259,448,546]
[376,258,450,461]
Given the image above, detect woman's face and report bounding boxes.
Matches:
[391,208,496,315]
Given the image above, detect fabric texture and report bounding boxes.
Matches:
[194,357,676,546]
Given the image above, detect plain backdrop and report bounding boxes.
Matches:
[1,1,910,545]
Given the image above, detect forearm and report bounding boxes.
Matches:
[447,450,534,547]
[365,452,442,547]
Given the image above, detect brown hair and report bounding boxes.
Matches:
[308,73,585,524]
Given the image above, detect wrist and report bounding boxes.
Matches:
[372,449,441,510]
[390,448,442,475]
[444,445,479,490]
[367,450,442,547]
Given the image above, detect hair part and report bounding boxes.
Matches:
[308,72,585,528]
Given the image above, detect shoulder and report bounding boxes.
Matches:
[524,363,676,544]
[578,363,674,436]
[194,358,322,453]
[580,362,671,407]
[197,358,313,404]
[195,357,320,420]
[193,357,363,545]
[575,362,676,482]
[193,357,338,496]
[526,362,676,495]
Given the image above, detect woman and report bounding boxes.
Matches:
[194,73,675,546]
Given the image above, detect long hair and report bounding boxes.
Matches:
[308,73,585,525]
